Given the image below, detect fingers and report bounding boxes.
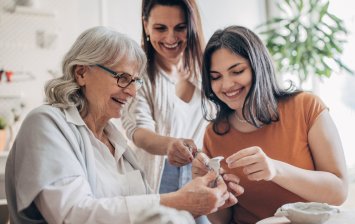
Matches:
[181,140,194,161]
[201,170,219,185]
[197,152,210,166]
[222,173,240,184]
[228,181,244,196]
[223,174,244,196]
[242,162,263,176]
[224,192,238,208]
[167,139,196,166]
[226,146,263,169]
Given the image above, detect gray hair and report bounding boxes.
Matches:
[44,26,147,114]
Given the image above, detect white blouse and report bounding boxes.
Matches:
[5,105,160,224]
[122,70,209,192]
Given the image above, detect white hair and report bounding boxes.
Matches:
[44,26,147,114]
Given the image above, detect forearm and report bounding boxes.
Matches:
[132,128,174,155]
[272,160,348,205]
[207,208,232,224]
[160,192,183,209]
[36,176,160,224]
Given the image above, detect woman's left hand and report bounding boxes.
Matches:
[226,146,277,181]
[218,173,244,210]
[192,152,210,179]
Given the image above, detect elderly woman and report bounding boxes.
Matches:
[5,26,240,224]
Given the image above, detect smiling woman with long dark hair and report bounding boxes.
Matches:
[193,25,348,223]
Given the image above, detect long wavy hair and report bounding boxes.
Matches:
[141,0,204,85]
[45,26,147,116]
[201,25,299,135]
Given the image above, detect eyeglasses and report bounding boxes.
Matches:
[96,64,143,90]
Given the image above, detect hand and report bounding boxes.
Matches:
[226,146,277,181]
[218,173,244,209]
[166,138,195,167]
[192,152,210,179]
[177,171,230,217]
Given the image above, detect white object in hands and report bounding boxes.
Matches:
[207,156,224,174]
[274,202,339,224]
[207,156,224,188]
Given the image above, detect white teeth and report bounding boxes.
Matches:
[163,43,178,48]
[225,89,241,97]
[112,97,126,104]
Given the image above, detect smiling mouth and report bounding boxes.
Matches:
[225,88,243,97]
[162,42,179,49]
[112,97,126,105]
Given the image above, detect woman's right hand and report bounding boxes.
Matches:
[166,138,195,167]
[174,171,231,217]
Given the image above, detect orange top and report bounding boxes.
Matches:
[203,92,327,224]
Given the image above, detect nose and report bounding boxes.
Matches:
[221,75,234,90]
[166,29,177,43]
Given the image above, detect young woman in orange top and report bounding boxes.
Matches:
[192,25,348,224]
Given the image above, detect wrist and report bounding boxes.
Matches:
[270,159,285,182]
[160,191,184,210]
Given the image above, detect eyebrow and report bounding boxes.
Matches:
[210,62,243,73]
[153,22,186,27]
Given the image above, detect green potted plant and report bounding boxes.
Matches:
[258,0,353,87]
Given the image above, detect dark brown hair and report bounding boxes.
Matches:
[201,25,299,135]
[141,0,204,85]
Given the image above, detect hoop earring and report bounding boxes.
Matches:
[146,35,150,42]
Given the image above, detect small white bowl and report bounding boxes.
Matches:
[274,202,339,224]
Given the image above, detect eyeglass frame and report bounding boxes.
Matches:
[96,64,143,89]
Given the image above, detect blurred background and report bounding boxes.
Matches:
[0,0,354,218]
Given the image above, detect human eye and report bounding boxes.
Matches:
[232,69,244,75]
[175,24,187,32]
[210,73,221,81]
[154,25,167,32]
[118,73,132,85]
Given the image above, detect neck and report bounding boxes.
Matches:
[155,55,181,75]
[156,57,191,84]
[235,111,247,124]
[82,113,107,139]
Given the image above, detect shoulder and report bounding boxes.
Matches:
[26,104,63,121]
[21,105,66,131]
[279,91,327,126]
[280,91,326,110]
[204,122,225,139]
[205,123,214,134]
[293,91,323,103]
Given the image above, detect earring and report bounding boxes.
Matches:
[146,35,150,42]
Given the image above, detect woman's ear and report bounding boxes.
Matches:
[143,18,149,36]
[75,65,87,86]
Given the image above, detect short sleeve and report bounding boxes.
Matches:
[302,92,328,132]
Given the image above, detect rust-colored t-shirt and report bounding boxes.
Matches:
[203,92,326,224]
